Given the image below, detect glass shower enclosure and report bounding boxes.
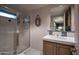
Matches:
[0,6,30,55]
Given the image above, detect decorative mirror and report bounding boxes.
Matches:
[50,16,64,32]
[50,5,74,32]
[35,15,41,27]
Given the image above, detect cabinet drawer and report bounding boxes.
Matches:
[43,40,56,47]
[57,43,73,49]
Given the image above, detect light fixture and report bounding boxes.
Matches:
[54,16,64,23]
[59,5,63,7]
[0,11,16,19]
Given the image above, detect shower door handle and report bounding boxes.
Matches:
[13,33,19,54]
[16,33,19,47]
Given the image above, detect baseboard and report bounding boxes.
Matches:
[17,47,31,54]
[0,50,15,55]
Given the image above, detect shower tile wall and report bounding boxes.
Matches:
[0,16,17,54]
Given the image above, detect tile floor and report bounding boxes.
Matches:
[18,48,42,55]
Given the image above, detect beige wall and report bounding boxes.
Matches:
[28,5,58,51]
[71,5,75,32]
[74,5,79,54]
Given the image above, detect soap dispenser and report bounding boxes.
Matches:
[61,31,67,36]
[48,29,53,35]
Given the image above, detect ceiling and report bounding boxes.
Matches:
[5,4,48,14]
[50,5,70,16]
[3,4,70,16]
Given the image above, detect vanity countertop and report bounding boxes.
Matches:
[43,35,76,46]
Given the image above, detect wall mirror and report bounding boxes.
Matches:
[50,16,64,32]
[50,5,75,32]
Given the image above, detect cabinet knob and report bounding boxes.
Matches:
[71,48,76,52]
[70,48,77,55]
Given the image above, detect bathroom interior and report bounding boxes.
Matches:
[0,4,79,55]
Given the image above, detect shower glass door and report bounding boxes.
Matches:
[16,16,30,54]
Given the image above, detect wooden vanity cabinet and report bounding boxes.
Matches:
[43,40,74,55]
[57,44,72,55]
[43,41,56,55]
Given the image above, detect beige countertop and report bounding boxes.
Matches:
[43,35,76,46]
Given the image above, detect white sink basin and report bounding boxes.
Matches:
[43,35,76,46]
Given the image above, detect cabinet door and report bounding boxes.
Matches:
[43,41,56,55]
[57,44,72,55]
